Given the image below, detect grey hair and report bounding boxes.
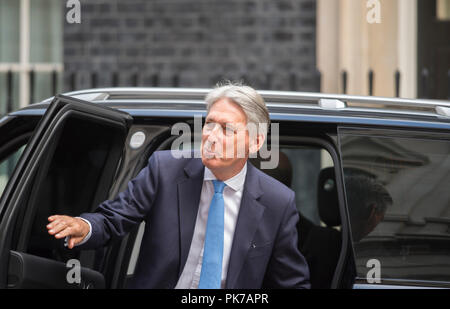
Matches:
[205,80,270,138]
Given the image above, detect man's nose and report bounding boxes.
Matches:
[212,123,223,135]
[207,124,223,141]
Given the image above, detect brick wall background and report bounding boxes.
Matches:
[63,0,318,91]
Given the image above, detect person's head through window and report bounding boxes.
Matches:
[345,174,392,242]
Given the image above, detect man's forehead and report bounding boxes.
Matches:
[205,111,246,125]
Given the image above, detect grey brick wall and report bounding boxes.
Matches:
[63,0,317,91]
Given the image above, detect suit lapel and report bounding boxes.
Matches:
[225,162,265,289]
[177,158,205,278]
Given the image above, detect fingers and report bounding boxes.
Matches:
[47,215,76,238]
[68,236,83,250]
[47,215,89,250]
[47,215,65,230]
[68,238,76,249]
[48,221,67,236]
[48,215,58,222]
[53,226,73,239]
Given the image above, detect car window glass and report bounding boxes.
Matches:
[339,128,450,284]
[0,144,26,198]
[13,116,122,270]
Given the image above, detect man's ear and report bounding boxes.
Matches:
[365,204,385,235]
[368,204,385,222]
[249,133,266,154]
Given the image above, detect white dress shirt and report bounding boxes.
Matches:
[175,162,247,289]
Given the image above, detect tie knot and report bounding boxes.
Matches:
[212,180,226,194]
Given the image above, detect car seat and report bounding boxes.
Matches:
[298,167,342,289]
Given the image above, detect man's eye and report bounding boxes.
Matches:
[203,122,216,131]
[225,127,236,135]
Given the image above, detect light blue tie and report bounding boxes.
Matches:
[198,180,226,289]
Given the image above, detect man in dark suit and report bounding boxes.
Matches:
[46,82,310,289]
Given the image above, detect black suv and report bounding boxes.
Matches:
[0,88,449,289]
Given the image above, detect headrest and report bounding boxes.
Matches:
[249,151,293,188]
[317,167,341,227]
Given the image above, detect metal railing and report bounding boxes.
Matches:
[340,68,450,100]
[1,68,450,116]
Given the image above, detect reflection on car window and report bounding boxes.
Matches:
[340,129,450,284]
[0,144,26,197]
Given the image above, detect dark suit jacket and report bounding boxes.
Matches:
[80,150,310,289]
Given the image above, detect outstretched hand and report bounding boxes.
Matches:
[47,215,90,249]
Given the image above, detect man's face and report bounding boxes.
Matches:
[201,98,249,173]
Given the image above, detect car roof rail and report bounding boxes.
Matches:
[37,87,450,118]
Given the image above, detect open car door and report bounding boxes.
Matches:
[0,95,132,289]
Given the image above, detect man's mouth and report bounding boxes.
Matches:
[202,141,223,159]
[203,147,219,158]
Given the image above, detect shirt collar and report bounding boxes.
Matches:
[204,162,247,192]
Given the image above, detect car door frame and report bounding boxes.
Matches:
[0,94,132,288]
[276,132,351,289]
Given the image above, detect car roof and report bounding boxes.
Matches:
[9,87,450,131]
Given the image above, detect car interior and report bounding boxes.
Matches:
[0,118,347,289]
[250,148,343,289]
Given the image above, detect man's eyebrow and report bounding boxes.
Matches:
[205,118,238,127]
[205,116,226,124]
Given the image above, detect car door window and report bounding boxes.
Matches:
[339,127,450,287]
[0,144,25,197]
[17,117,122,262]
[0,115,38,200]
